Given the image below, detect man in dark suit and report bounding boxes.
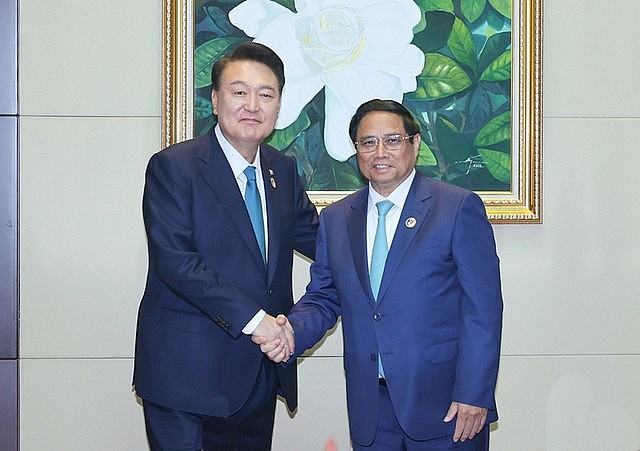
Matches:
[258,99,503,450]
[133,42,318,450]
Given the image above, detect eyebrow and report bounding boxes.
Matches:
[358,132,405,138]
[227,80,277,92]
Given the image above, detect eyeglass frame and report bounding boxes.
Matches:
[353,134,417,154]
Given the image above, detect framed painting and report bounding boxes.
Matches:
[162,0,542,223]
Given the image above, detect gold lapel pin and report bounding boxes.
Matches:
[405,217,417,228]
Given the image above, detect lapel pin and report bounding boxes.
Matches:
[405,217,417,228]
[269,169,276,189]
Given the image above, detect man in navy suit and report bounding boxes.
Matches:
[133,42,318,450]
[259,99,503,450]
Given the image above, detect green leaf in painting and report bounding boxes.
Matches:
[412,11,455,52]
[417,139,437,166]
[488,0,511,19]
[194,37,245,89]
[194,95,212,121]
[308,155,362,191]
[478,32,510,74]
[411,53,473,100]
[447,18,477,75]
[486,7,506,30]
[479,50,511,82]
[414,0,454,12]
[474,110,510,147]
[270,0,295,10]
[467,86,492,130]
[440,116,459,132]
[266,112,311,149]
[414,7,428,34]
[202,6,238,36]
[460,0,487,23]
[195,115,216,138]
[331,159,363,190]
[436,116,475,163]
[478,148,511,183]
[195,0,213,10]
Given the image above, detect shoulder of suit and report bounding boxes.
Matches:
[415,172,475,200]
[321,187,366,216]
[155,134,209,159]
[260,143,296,165]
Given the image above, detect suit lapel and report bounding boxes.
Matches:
[261,151,280,286]
[377,175,433,302]
[198,132,267,276]
[346,189,374,302]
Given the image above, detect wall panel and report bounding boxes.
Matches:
[15,0,640,449]
[0,118,17,358]
[1,0,19,448]
[0,362,18,451]
[0,0,17,114]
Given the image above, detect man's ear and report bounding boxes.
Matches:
[211,90,218,116]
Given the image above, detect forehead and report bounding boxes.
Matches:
[219,60,278,88]
[358,111,404,135]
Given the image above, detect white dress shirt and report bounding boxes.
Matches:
[366,170,416,269]
[214,125,267,334]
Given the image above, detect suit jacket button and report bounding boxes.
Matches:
[373,313,382,321]
[370,354,376,361]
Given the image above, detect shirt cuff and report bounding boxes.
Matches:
[242,309,266,335]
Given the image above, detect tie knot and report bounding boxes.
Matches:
[244,166,257,182]
[376,200,393,217]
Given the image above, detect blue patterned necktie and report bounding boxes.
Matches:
[370,200,394,300]
[243,166,266,265]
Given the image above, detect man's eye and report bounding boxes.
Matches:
[233,90,246,96]
[361,139,377,147]
[386,137,401,146]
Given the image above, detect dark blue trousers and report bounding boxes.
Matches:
[352,384,490,451]
[143,359,277,451]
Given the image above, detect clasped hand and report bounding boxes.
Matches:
[251,314,295,363]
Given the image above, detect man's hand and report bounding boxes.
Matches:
[443,402,488,442]
[251,314,295,363]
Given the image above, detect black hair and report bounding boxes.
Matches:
[348,99,420,142]
[211,41,285,94]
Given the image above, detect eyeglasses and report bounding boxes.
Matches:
[354,134,415,154]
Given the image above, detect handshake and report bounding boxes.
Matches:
[252,316,340,451]
[251,314,295,363]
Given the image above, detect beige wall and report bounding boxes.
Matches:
[18,0,640,449]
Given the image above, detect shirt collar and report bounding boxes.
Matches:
[368,169,416,210]
[215,124,262,178]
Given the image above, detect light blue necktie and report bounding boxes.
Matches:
[244,166,266,265]
[370,199,393,379]
[370,200,394,300]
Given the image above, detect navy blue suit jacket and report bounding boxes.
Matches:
[133,130,318,416]
[287,173,502,445]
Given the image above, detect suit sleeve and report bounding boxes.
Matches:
[285,212,340,364]
[142,151,259,338]
[450,192,503,410]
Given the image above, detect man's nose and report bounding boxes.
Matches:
[244,94,259,112]
[373,140,388,157]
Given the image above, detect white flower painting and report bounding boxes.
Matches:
[229,0,425,162]
[193,0,513,192]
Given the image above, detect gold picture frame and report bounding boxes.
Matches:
[162,0,542,223]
